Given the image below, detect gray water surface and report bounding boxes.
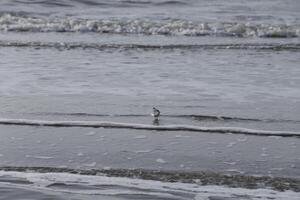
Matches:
[0,0,300,199]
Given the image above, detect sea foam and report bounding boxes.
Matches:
[1,14,299,37]
[0,170,299,199]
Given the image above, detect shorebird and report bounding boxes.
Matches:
[151,107,160,120]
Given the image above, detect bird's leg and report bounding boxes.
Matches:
[153,118,159,126]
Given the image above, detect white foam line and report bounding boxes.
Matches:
[0,171,299,199]
[0,118,299,137]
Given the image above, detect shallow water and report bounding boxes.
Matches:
[0,170,299,200]
[0,0,300,199]
[1,125,300,177]
[0,37,299,131]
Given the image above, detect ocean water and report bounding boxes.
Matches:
[0,0,300,199]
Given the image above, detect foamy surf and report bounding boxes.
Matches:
[1,14,299,37]
[0,118,299,137]
[0,170,299,200]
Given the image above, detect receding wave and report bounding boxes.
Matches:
[0,13,299,37]
[15,111,300,123]
[0,118,299,137]
[1,41,300,51]
[0,167,299,197]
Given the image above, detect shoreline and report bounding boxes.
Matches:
[1,118,299,137]
[1,166,299,192]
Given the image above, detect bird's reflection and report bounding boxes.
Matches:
[152,118,160,126]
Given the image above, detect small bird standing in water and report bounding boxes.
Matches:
[151,107,160,119]
[151,107,160,125]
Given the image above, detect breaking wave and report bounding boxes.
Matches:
[0,167,299,195]
[0,118,299,137]
[1,13,299,37]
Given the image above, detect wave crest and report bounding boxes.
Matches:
[0,118,299,137]
[1,13,299,37]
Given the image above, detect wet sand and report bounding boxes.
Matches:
[0,124,299,178]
